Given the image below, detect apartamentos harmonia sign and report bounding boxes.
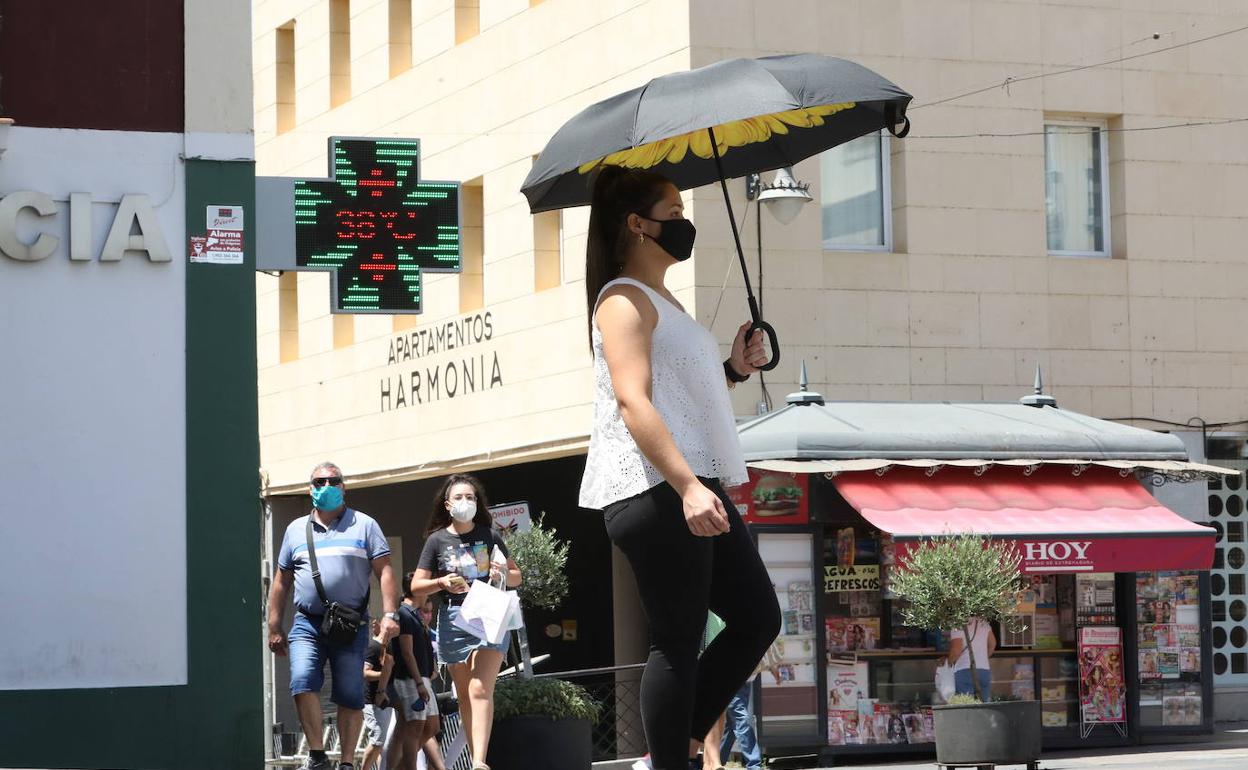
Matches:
[825,565,881,593]
[379,311,503,411]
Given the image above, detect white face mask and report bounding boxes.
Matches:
[449,498,476,522]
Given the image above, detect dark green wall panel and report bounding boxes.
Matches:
[0,158,261,770]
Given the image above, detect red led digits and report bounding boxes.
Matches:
[294,138,461,313]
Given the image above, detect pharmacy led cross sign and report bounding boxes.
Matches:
[295,137,461,314]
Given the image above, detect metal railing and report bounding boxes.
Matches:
[533,663,647,762]
[269,662,650,766]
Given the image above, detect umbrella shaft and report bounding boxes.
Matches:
[707,127,760,324]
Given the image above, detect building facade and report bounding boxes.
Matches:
[253,0,1248,729]
[0,1,260,767]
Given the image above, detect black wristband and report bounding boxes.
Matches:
[723,359,750,384]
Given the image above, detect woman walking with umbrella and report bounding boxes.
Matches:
[578,164,781,769]
[526,54,912,768]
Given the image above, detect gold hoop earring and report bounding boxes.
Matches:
[638,232,644,245]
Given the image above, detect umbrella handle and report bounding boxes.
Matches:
[749,319,781,372]
[707,125,782,374]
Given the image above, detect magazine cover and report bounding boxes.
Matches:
[901,713,928,744]
[1181,647,1201,673]
[782,609,801,635]
[788,580,813,611]
[1182,694,1202,726]
[827,661,869,711]
[857,698,878,744]
[1162,694,1183,726]
[1028,574,1056,608]
[842,710,863,744]
[825,617,848,652]
[1157,651,1180,679]
[825,618,879,652]
[1174,574,1199,604]
[836,527,856,567]
[876,705,906,744]
[827,714,847,746]
[1078,627,1126,724]
[1178,625,1201,648]
[1139,681,1163,706]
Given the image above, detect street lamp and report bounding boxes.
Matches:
[744,167,812,414]
[755,166,812,224]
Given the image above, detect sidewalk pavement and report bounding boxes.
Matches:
[825,722,1248,770]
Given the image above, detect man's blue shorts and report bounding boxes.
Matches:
[288,611,368,709]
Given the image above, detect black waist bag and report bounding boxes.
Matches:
[321,601,364,646]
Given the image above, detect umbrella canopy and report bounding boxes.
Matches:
[522,54,912,213]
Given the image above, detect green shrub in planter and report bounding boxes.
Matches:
[945,693,981,706]
[487,521,601,770]
[494,676,602,723]
[502,514,570,613]
[499,514,570,679]
[888,532,1024,702]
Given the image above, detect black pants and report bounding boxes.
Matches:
[604,478,781,770]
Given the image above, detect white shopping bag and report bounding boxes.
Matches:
[455,579,518,645]
[491,545,526,631]
[935,663,955,703]
[503,591,525,631]
[450,596,489,641]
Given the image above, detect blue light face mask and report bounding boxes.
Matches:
[311,484,344,511]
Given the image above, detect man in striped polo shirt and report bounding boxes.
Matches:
[268,462,402,770]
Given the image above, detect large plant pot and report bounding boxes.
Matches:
[933,699,1041,767]
[487,715,592,770]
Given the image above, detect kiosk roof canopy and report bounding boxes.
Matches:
[738,401,1188,462]
[835,465,1215,573]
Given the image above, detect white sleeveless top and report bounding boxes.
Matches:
[578,277,748,510]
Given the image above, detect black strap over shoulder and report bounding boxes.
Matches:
[306,517,331,608]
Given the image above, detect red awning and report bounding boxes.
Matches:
[833,466,1215,573]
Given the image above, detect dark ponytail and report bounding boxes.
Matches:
[585,165,670,348]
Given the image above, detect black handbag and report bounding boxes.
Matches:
[306,517,366,646]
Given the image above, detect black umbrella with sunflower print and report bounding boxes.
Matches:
[521,53,912,370]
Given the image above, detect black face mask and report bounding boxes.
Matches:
[638,215,696,261]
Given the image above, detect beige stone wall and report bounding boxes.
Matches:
[254,0,1248,490]
[690,0,1248,424]
[253,0,692,489]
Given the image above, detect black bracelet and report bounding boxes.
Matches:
[723,358,750,384]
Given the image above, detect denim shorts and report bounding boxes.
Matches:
[954,667,993,699]
[288,611,369,709]
[436,604,511,665]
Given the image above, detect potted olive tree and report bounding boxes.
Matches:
[889,533,1041,770]
[486,514,600,770]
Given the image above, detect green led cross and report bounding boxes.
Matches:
[294,137,461,314]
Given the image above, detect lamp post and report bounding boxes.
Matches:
[745,167,812,414]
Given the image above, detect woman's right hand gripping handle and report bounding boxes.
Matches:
[680,480,731,537]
